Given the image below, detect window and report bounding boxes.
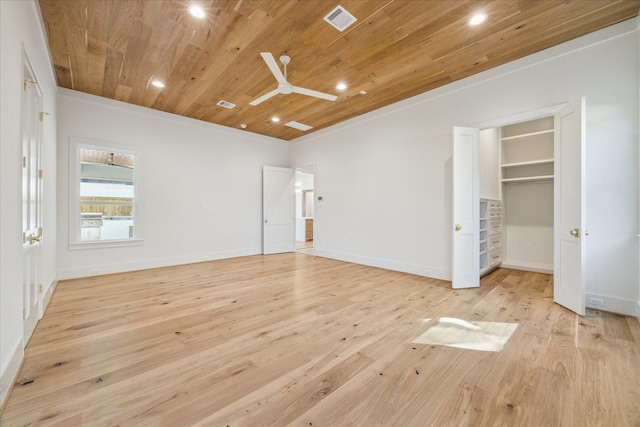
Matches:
[69,139,141,248]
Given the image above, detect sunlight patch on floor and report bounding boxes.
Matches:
[413,317,518,352]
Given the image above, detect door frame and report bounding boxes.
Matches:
[453,103,578,295]
[294,162,316,250]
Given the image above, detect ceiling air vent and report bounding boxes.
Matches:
[324,5,357,32]
[216,100,236,109]
[285,121,313,131]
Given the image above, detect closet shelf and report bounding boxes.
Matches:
[502,175,554,184]
[501,129,553,141]
[502,158,554,168]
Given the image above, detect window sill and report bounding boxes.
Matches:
[69,238,144,251]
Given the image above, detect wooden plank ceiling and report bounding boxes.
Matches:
[39,0,639,141]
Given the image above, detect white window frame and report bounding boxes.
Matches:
[69,137,143,250]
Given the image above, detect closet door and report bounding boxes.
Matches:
[452,127,480,288]
[554,98,586,315]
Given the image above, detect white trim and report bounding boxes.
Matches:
[290,19,638,147]
[0,338,24,411]
[313,249,451,281]
[500,260,553,274]
[68,138,141,246]
[585,293,639,317]
[41,275,58,317]
[69,238,144,251]
[57,247,261,280]
[58,88,287,147]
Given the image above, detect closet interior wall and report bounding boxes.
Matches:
[479,117,555,275]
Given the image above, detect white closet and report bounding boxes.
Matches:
[479,116,555,275]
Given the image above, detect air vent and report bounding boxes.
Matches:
[324,5,357,32]
[216,100,236,109]
[285,121,313,131]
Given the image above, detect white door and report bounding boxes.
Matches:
[263,166,295,254]
[452,127,480,288]
[22,57,44,343]
[554,98,586,315]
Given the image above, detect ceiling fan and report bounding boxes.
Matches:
[249,52,337,106]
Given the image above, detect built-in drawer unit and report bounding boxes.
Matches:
[480,198,502,277]
[489,233,502,251]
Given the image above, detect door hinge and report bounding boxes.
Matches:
[23,156,27,168]
[24,79,36,92]
[23,308,27,320]
[39,169,43,179]
[39,284,43,294]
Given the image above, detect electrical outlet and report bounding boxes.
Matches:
[589,297,604,306]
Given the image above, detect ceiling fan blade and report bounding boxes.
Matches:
[249,88,280,106]
[292,86,337,102]
[260,52,287,84]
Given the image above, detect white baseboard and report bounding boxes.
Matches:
[585,293,639,317]
[313,249,451,281]
[57,247,262,280]
[500,260,553,274]
[0,338,24,413]
[42,275,59,317]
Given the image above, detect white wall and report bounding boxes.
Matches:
[502,182,554,272]
[290,20,639,316]
[56,89,288,279]
[0,0,58,408]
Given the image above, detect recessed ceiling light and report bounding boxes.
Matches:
[271,117,280,123]
[240,124,247,129]
[189,5,206,19]
[469,13,487,26]
[336,82,347,91]
[359,90,367,95]
[151,80,165,88]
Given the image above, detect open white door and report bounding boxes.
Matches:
[452,127,480,289]
[554,98,586,315]
[22,55,44,343]
[263,166,295,254]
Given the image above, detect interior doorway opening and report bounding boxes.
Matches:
[295,164,314,255]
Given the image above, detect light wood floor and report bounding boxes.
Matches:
[2,254,640,426]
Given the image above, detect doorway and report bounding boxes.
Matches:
[452,99,586,315]
[295,164,314,255]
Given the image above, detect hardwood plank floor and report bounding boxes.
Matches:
[2,254,639,426]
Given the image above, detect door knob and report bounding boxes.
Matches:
[455,224,462,232]
[570,228,580,237]
[29,234,41,244]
